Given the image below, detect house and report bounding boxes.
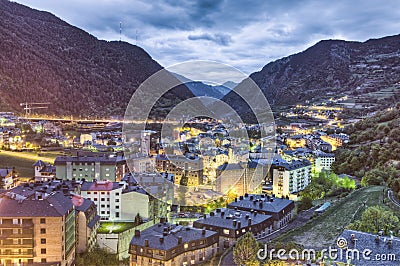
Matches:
[33,160,56,182]
[0,168,18,190]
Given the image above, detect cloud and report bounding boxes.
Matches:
[13,0,400,75]
[188,33,232,46]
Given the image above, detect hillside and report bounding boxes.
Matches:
[223,35,400,117]
[0,0,193,117]
[332,104,400,196]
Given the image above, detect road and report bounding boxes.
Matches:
[388,190,400,209]
[219,207,317,266]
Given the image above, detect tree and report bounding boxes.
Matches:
[298,196,313,212]
[348,206,400,236]
[233,232,259,266]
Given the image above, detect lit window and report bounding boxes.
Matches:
[184,243,189,249]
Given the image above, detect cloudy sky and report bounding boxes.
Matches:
[15,0,400,75]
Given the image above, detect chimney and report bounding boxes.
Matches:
[160,237,164,244]
[245,193,249,197]
[234,198,237,202]
[160,217,166,223]
[351,234,355,243]
[239,196,243,200]
[221,211,225,217]
[250,195,254,200]
[135,230,140,237]
[254,211,257,216]
[253,200,256,205]
[259,202,263,209]
[388,239,393,248]
[233,220,237,227]
[245,214,250,219]
[375,235,380,243]
[144,239,149,247]
[210,212,215,217]
[237,221,241,228]
[202,229,206,235]
[216,208,221,213]
[248,218,252,226]
[178,236,183,244]
[163,232,168,236]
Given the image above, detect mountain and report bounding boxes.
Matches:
[185,82,233,99]
[223,35,400,117]
[0,0,193,117]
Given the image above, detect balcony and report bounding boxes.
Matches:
[0,252,33,258]
[0,222,34,228]
[1,243,34,248]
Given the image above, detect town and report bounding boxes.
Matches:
[1,94,399,266]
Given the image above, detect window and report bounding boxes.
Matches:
[101,198,105,201]
[116,199,120,202]
[101,192,105,195]
[41,239,46,244]
[101,204,105,208]
[94,198,98,201]
[41,259,46,263]
[40,218,46,224]
[116,192,120,196]
[40,228,46,234]
[87,192,91,195]
[116,212,120,218]
[41,248,46,254]
[116,205,119,209]
[94,192,98,194]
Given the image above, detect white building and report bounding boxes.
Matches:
[272,159,312,199]
[314,151,335,173]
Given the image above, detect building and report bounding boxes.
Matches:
[313,151,335,173]
[155,154,203,186]
[54,153,127,181]
[271,159,312,199]
[33,160,56,182]
[216,161,265,196]
[320,133,349,151]
[193,208,273,249]
[72,195,100,254]
[336,229,400,266]
[0,190,76,266]
[227,194,295,230]
[80,180,167,222]
[129,221,219,266]
[0,168,18,190]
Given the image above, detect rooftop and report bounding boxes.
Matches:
[130,222,217,250]
[228,194,294,214]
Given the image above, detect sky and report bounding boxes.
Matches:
[14,0,400,75]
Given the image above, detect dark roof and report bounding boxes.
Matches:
[54,155,125,165]
[39,165,56,173]
[337,229,400,266]
[0,191,73,217]
[88,215,100,229]
[33,160,46,167]
[73,196,94,212]
[194,208,272,229]
[0,168,12,178]
[217,163,242,171]
[272,158,311,171]
[130,223,217,250]
[228,194,294,214]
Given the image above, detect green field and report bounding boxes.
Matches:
[275,186,384,248]
[97,222,137,234]
[0,150,62,178]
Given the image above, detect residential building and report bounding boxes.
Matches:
[271,159,312,199]
[155,154,203,186]
[33,160,56,182]
[0,168,18,190]
[336,229,400,266]
[72,195,100,254]
[216,161,265,196]
[227,194,295,230]
[313,151,335,173]
[0,190,76,266]
[193,208,273,249]
[129,221,219,266]
[54,153,127,181]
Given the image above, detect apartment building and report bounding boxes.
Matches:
[227,194,295,230]
[129,221,218,266]
[0,190,76,266]
[271,159,312,199]
[54,153,127,181]
[193,208,273,249]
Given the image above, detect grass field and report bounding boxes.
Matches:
[275,186,384,248]
[0,150,62,178]
[97,222,137,234]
